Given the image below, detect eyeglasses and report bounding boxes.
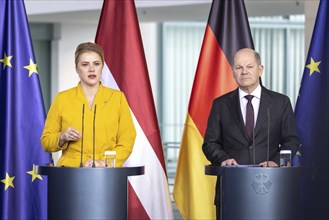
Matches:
[232,65,257,73]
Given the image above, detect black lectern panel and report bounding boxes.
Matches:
[36,166,144,220]
[205,165,301,220]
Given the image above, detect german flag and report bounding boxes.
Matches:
[173,0,254,219]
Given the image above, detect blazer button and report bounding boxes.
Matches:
[249,145,253,149]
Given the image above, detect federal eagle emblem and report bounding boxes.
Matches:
[251,173,272,194]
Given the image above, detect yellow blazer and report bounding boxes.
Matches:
[41,83,136,167]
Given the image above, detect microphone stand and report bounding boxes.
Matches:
[92,105,97,168]
[253,126,256,166]
[267,107,270,167]
[79,104,85,167]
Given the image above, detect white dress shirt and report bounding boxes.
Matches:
[239,84,262,127]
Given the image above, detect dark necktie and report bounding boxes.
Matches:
[245,95,254,141]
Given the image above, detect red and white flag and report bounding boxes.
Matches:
[95,1,173,219]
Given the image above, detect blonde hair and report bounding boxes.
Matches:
[75,42,104,67]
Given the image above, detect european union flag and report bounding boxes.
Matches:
[0,0,51,219]
[294,0,329,219]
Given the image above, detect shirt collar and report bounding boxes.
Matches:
[239,84,261,101]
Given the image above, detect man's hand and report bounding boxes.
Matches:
[221,159,238,166]
[259,161,278,167]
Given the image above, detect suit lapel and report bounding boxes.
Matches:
[94,84,114,111]
[228,89,248,141]
[254,87,272,136]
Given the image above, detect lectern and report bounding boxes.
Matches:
[36,166,144,220]
[205,165,301,220]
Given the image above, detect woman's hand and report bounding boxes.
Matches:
[60,127,81,142]
[84,159,106,168]
[58,127,81,148]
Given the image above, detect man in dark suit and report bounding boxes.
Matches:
[202,48,300,219]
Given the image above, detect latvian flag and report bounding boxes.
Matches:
[95,0,173,219]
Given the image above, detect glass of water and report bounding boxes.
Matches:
[280,150,291,167]
[104,151,116,168]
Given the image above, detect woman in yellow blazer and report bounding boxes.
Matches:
[41,42,136,167]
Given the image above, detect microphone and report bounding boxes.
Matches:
[79,104,85,168]
[92,105,97,168]
[266,107,270,167]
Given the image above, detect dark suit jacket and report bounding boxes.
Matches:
[202,86,300,205]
